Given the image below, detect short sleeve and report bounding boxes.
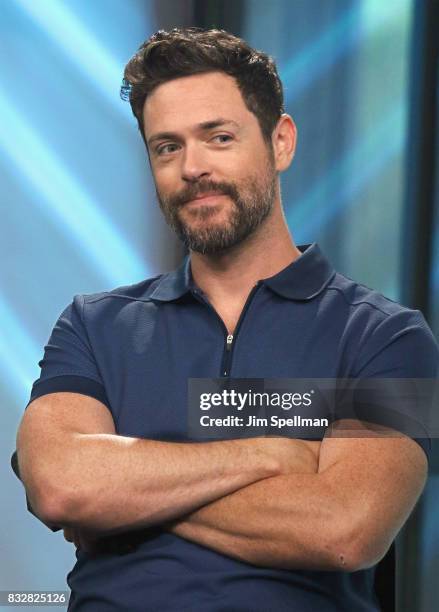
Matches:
[27,294,109,408]
[341,309,439,462]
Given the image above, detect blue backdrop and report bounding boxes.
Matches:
[1,1,437,610]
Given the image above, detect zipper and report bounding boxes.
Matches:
[221,281,262,377]
[191,282,262,377]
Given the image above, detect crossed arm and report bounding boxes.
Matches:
[16,392,428,573]
[166,430,427,571]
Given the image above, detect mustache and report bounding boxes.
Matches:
[164,180,240,209]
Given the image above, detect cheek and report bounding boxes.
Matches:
[230,146,270,179]
[152,167,178,196]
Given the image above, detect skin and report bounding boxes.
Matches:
[18,71,427,571]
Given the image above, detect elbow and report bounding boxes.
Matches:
[330,518,390,573]
[342,537,391,573]
[333,542,387,573]
[329,545,366,573]
[36,490,72,526]
[34,494,66,526]
[25,478,82,526]
[17,447,87,527]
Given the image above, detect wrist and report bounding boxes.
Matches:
[230,437,280,479]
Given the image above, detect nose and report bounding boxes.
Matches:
[181,142,211,182]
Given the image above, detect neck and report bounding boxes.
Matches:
[189,199,302,304]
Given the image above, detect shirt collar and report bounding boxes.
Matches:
[148,242,335,302]
[263,243,336,300]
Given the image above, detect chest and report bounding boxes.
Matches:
[90,294,348,439]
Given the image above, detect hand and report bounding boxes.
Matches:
[63,526,145,555]
[250,437,320,475]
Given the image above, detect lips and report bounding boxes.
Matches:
[194,191,224,200]
[186,193,226,205]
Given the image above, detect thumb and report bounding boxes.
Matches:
[63,527,75,543]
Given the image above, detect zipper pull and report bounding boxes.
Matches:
[226,334,233,351]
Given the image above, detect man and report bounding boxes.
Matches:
[13,27,439,611]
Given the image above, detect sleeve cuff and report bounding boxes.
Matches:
[27,375,110,409]
[411,437,431,463]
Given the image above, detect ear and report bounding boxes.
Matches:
[271,114,297,172]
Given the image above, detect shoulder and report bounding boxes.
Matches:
[325,272,438,377]
[62,274,169,330]
[326,272,416,319]
[80,274,165,306]
[324,271,435,338]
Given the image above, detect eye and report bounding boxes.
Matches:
[212,134,233,144]
[156,143,180,156]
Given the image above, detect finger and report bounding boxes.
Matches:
[63,528,74,543]
[73,531,81,549]
[78,534,88,551]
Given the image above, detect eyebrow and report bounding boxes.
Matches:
[147,118,240,147]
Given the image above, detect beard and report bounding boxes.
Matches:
[155,154,277,255]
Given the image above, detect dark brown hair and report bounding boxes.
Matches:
[121,27,284,147]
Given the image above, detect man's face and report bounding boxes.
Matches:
[143,71,278,254]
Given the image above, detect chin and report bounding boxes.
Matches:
[181,214,230,231]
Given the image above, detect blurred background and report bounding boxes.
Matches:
[1,1,438,610]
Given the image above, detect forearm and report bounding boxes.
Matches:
[22,435,278,534]
[168,471,349,571]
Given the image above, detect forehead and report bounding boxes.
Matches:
[143,71,255,136]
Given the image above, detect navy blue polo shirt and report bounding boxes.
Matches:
[22,243,439,611]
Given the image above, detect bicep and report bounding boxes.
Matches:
[17,392,116,496]
[317,419,427,568]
